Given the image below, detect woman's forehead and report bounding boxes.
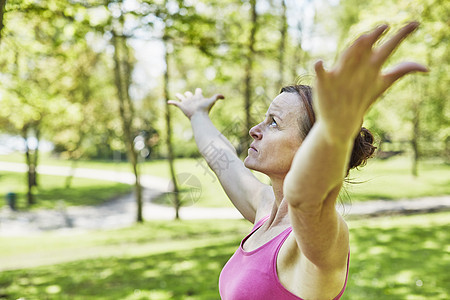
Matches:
[267,93,301,116]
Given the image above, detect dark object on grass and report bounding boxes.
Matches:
[6,192,16,210]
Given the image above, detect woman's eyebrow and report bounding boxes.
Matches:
[266,112,283,121]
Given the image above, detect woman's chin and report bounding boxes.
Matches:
[244,157,259,172]
[243,156,253,169]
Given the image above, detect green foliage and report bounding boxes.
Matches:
[0,0,447,209]
[160,0,314,158]
[0,213,448,299]
[0,0,159,161]
[0,0,447,162]
[336,0,449,159]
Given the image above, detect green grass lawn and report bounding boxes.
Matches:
[1,152,449,208]
[346,212,449,299]
[0,171,132,210]
[346,157,450,201]
[0,212,448,299]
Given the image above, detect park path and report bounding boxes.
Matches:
[0,161,171,191]
[1,161,450,236]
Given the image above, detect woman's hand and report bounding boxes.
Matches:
[313,22,428,141]
[168,88,224,119]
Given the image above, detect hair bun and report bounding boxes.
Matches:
[348,127,377,172]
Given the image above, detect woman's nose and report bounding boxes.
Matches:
[249,124,262,140]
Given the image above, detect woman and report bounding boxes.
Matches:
[169,22,427,299]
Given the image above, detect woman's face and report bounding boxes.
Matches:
[244,92,303,178]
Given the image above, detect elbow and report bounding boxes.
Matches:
[283,171,309,208]
[283,171,341,210]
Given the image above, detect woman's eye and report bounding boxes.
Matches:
[269,118,277,127]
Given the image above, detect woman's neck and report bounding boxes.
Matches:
[266,175,290,227]
[271,176,285,208]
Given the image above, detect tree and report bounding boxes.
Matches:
[145,0,229,218]
[0,0,6,42]
[0,2,61,205]
[242,0,258,154]
[109,7,144,222]
[0,0,326,214]
[162,40,181,219]
[159,0,221,218]
[0,0,139,208]
[278,0,287,88]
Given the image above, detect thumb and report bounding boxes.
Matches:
[207,93,224,104]
[214,94,225,100]
[205,94,225,111]
[383,62,429,90]
[314,60,326,80]
[167,100,180,107]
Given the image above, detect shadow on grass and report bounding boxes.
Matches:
[0,239,241,300]
[0,216,448,299]
[347,221,450,299]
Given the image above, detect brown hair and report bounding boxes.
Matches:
[280,85,377,175]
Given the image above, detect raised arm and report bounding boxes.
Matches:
[168,88,272,222]
[284,23,428,268]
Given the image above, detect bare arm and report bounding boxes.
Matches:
[284,22,428,269]
[169,88,272,222]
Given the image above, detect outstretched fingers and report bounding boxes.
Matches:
[336,25,388,69]
[355,24,389,50]
[382,61,429,89]
[367,24,389,45]
[373,22,419,66]
[168,89,224,111]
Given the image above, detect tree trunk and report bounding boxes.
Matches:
[66,77,91,189]
[65,131,86,189]
[163,41,181,220]
[112,30,143,223]
[278,0,287,89]
[0,0,6,43]
[25,150,35,206]
[121,33,143,223]
[291,22,303,83]
[32,127,40,187]
[65,159,78,189]
[411,102,420,177]
[241,0,258,155]
[22,126,35,206]
[131,150,143,222]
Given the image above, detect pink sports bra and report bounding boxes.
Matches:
[219,216,349,299]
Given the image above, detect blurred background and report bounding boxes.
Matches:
[0,0,448,299]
